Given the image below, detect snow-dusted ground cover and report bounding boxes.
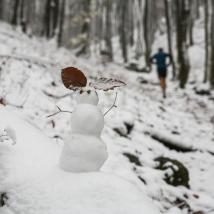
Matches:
[0,22,213,213]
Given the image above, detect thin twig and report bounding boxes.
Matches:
[47,106,72,118]
[43,90,71,99]
[104,93,118,116]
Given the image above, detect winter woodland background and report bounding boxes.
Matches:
[0,0,214,214]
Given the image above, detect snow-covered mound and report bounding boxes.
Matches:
[0,107,159,214]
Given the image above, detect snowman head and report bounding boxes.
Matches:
[75,87,98,105]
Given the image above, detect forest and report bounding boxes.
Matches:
[0,0,213,88]
[0,1,214,214]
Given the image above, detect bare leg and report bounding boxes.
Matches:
[159,78,166,98]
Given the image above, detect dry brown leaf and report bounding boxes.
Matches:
[61,67,87,89]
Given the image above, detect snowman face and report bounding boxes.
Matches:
[75,88,99,106]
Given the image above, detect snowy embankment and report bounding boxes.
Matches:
[0,23,214,213]
[0,107,159,214]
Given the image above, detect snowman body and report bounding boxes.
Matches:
[60,89,108,172]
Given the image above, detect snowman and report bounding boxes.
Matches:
[59,67,125,172]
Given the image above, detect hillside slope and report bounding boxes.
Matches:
[0,23,213,214]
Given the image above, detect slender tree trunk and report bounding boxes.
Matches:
[0,0,3,20]
[44,0,59,38]
[118,0,128,63]
[188,0,194,46]
[135,0,144,59]
[76,0,91,56]
[143,0,150,66]
[11,0,20,26]
[176,0,190,88]
[204,0,209,83]
[128,0,134,46]
[210,0,214,87]
[164,0,176,79]
[44,0,51,38]
[58,0,66,47]
[53,0,59,36]
[20,0,27,32]
[104,0,113,60]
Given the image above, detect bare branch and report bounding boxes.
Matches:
[43,90,71,99]
[47,105,72,118]
[104,93,118,116]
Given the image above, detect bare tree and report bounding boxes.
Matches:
[143,0,156,67]
[118,0,128,63]
[210,0,214,87]
[11,0,20,26]
[188,0,194,46]
[44,0,59,38]
[76,0,91,56]
[134,0,144,60]
[175,0,190,88]
[58,0,66,47]
[204,0,209,83]
[104,0,113,60]
[143,0,150,66]
[164,0,176,79]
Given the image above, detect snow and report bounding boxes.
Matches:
[0,107,158,214]
[0,20,213,214]
[71,104,104,136]
[59,91,107,172]
[60,133,108,172]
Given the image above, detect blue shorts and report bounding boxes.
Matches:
[157,67,167,78]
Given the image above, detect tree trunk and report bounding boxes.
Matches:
[176,0,190,88]
[11,0,20,26]
[134,0,144,60]
[204,0,209,83]
[57,0,66,47]
[44,0,59,38]
[76,0,91,56]
[128,0,134,47]
[20,0,27,33]
[53,0,59,36]
[210,0,214,87]
[188,0,194,46]
[164,0,176,79]
[143,0,150,66]
[118,0,128,63]
[0,0,3,20]
[104,0,113,60]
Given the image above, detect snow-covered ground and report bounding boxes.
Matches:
[0,22,214,214]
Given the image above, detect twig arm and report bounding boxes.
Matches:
[47,105,73,118]
[104,93,118,116]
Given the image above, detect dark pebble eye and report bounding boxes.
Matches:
[87,90,91,94]
[80,90,83,94]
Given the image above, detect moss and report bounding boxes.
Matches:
[155,157,190,188]
[123,153,142,166]
[0,192,8,207]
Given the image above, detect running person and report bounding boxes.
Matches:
[150,48,172,98]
